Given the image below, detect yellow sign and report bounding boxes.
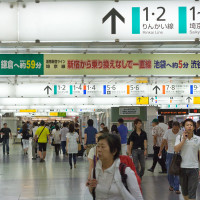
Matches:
[136,97,149,105]
[50,112,58,116]
[193,78,200,83]
[193,97,200,104]
[20,109,36,113]
[136,77,148,83]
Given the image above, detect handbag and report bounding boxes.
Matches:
[78,143,82,151]
[169,136,182,176]
[51,138,55,146]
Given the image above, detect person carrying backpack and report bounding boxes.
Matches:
[87,134,143,200]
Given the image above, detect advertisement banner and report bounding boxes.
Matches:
[0,54,43,75]
[44,54,200,76]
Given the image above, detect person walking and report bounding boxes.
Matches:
[21,123,31,155]
[117,118,128,155]
[60,122,69,155]
[195,120,200,137]
[111,124,120,138]
[148,118,167,173]
[32,122,39,160]
[128,119,148,178]
[84,119,97,155]
[35,120,50,162]
[174,119,200,200]
[0,123,12,155]
[52,125,61,156]
[158,121,182,194]
[66,123,79,169]
[88,134,143,200]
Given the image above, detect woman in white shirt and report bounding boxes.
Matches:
[52,125,61,156]
[174,119,200,200]
[88,134,143,200]
[66,123,79,169]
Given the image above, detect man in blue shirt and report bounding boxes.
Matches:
[84,119,97,155]
[117,118,128,155]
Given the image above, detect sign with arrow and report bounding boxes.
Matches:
[186,97,192,103]
[102,8,125,34]
[44,86,52,95]
[136,97,149,105]
[153,85,160,95]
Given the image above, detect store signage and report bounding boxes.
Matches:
[119,107,140,115]
[158,109,189,115]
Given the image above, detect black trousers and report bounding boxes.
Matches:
[151,146,166,172]
[54,144,60,156]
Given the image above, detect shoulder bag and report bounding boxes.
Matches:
[169,135,182,176]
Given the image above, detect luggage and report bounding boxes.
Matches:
[77,144,85,157]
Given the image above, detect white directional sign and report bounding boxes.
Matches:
[0,2,200,42]
[0,83,198,98]
[17,1,200,41]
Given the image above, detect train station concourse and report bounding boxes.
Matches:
[0,0,200,200]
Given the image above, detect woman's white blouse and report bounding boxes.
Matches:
[95,160,123,200]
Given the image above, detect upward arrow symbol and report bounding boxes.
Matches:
[150,97,154,102]
[186,97,192,103]
[153,85,160,95]
[102,8,125,34]
[44,86,52,95]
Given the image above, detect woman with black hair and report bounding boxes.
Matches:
[21,123,30,155]
[88,134,143,200]
[52,125,61,156]
[67,123,79,169]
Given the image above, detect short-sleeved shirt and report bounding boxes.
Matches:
[175,134,200,168]
[67,132,79,154]
[118,124,128,144]
[35,126,50,143]
[1,128,11,139]
[129,130,147,150]
[163,129,182,154]
[84,126,97,145]
[60,127,69,141]
[152,125,165,147]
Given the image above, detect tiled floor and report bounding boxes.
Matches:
[0,141,199,200]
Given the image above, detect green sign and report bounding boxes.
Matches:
[58,112,66,117]
[0,54,43,75]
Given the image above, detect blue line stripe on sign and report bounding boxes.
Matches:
[83,90,86,95]
[54,85,57,95]
[190,85,193,94]
[132,7,140,34]
[103,85,107,94]
[179,7,187,34]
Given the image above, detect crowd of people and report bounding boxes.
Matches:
[0,117,200,199]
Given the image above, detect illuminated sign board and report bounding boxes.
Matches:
[158,109,189,115]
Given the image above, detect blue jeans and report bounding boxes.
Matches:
[61,141,66,154]
[3,139,9,154]
[166,153,180,191]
